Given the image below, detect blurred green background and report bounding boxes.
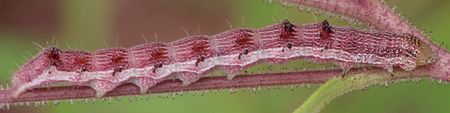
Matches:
[0,0,449,113]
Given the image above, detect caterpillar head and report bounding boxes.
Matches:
[402,33,434,66]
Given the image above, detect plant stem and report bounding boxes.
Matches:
[0,65,430,105]
[0,69,339,104]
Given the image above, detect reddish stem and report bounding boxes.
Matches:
[0,65,430,104]
[0,69,339,104]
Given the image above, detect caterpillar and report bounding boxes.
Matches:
[11,19,433,98]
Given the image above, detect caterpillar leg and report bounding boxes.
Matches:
[336,62,353,79]
[341,68,350,79]
[384,65,394,77]
[89,80,119,98]
[222,66,243,80]
[131,77,163,94]
[177,73,202,86]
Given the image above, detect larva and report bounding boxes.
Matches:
[11,20,433,98]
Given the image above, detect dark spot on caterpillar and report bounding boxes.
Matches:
[320,20,334,39]
[155,63,163,68]
[282,19,295,33]
[153,63,163,73]
[320,42,333,53]
[112,68,123,76]
[281,19,298,52]
[280,19,297,40]
[282,43,293,53]
[287,43,293,49]
[238,49,249,60]
[80,67,88,72]
[243,49,249,55]
[48,47,62,67]
[320,20,334,52]
[195,56,205,66]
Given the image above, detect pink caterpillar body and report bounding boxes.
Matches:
[12,20,431,97]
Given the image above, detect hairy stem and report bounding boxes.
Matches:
[0,69,339,104]
[0,65,429,105]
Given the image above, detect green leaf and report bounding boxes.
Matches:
[293,71,424,113]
